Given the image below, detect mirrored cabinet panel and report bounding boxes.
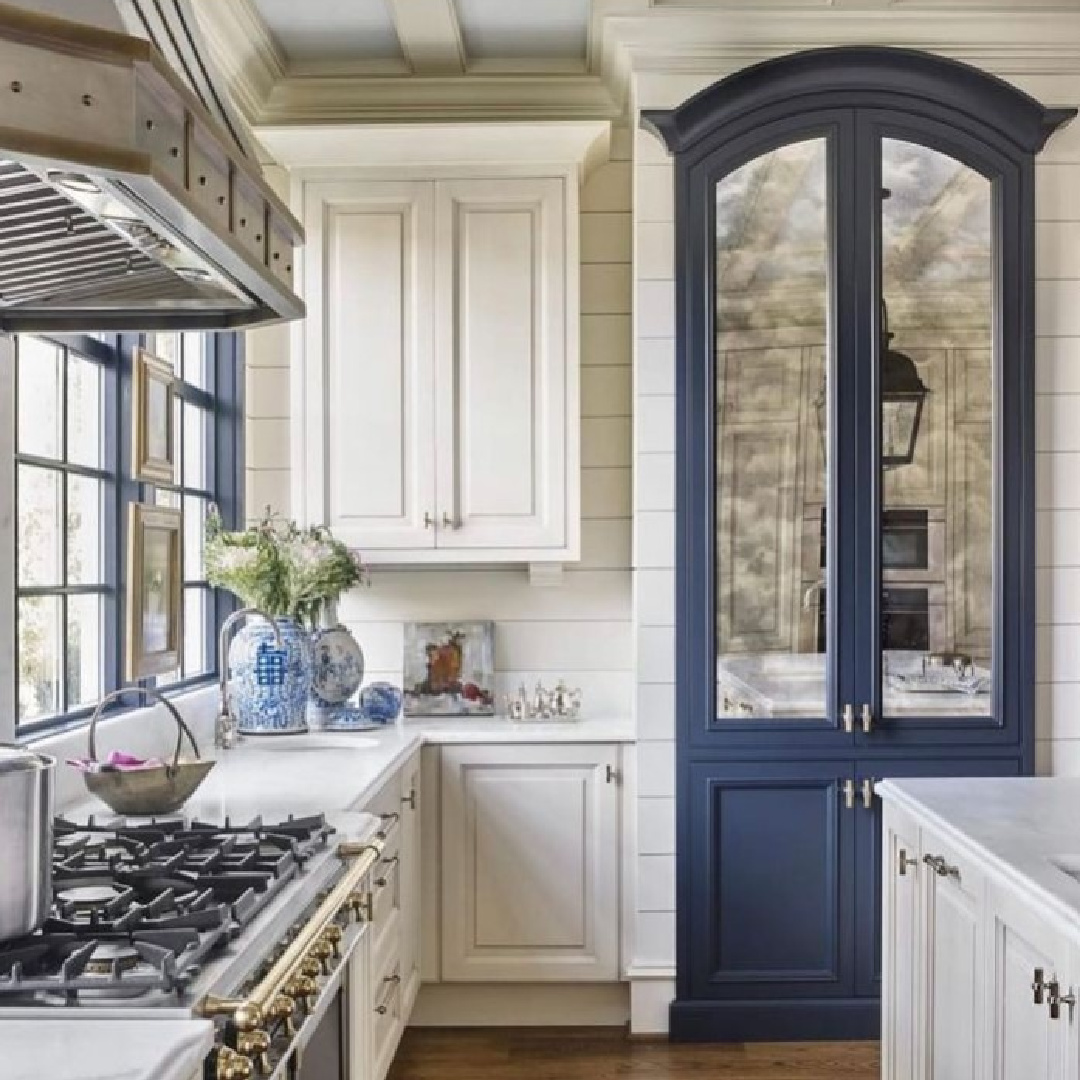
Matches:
[714,138,829,722]
[878,138,994,719]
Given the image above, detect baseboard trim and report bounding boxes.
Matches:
[669,998,880,1042]
[409,983,630,1027]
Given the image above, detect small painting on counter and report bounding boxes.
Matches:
[403,621,495,716]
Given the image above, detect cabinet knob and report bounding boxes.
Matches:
[861,778,875,810]
[841,778,856,811]
[424,512,434,529]
[442,512,460,530]
[842,704,855,733]
[402,787,417,810]
[605,764,619,785]
[860,704,873,734]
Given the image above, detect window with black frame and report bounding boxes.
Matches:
[5,330,242,736]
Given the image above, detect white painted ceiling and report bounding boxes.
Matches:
[252,0,405,62]
[250,0,590,66]
[454,0,588,61]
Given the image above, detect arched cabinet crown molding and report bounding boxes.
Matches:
[641,46,1074,158]
[647,47,1076,1043]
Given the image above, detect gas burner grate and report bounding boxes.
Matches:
[0,813,335,1002]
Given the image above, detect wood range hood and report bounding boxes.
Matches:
[0,1,304,331]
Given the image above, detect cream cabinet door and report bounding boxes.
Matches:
[985,881,1076,1080]
[303,179,436,550]
[440,743,619,981]
[433,177,572,554]
[882,805,921,1080]
[920,829,985,1080]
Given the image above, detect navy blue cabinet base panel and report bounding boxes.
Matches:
[643,47,1073,1042]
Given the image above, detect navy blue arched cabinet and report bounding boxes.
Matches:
[642,48,1074,1041]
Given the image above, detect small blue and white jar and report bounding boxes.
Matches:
[229,617,311,735]
[308,623,365,729]
[359,682,403,724]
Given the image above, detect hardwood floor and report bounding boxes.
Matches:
[389,1028,880,1079]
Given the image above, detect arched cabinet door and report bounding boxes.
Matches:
[645,48,1074,760]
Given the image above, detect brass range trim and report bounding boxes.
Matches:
[198,839,383,1032]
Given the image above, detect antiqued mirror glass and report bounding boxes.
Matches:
[879,138,994,718]
[713,138,829,721]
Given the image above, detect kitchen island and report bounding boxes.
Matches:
[879,777,1080,1080]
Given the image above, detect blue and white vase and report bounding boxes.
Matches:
[229,617,311,735]
[358,682,403,724]
[308,622,365,730]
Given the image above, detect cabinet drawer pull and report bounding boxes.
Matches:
[402,787,417,810]
[377,812,400,840]
[441,512,460,530]
[861,778,875,810]
[373,973,401,1015]
[424,512,434,529]
[842,704,855,733]
[1033,968,1046,1004]
[1047,978,1076,1019]
[860,703,873,734]
[922,853,960,881]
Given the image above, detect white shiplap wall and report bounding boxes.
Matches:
[245,140,635,716]
[629,62,1080,1032]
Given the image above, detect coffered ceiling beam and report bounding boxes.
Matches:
[388,0,466,75]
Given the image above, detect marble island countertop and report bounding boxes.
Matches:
[5,1017,213,1080]
[878,776,1080,936]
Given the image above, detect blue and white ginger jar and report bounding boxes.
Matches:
[229,617,311,734]
[308,624,365,728]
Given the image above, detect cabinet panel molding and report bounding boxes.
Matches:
[440,743,619,981]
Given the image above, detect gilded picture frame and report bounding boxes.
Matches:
[125,503,183,680]
[132,347,176,485]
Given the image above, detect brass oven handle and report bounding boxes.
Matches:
[197,839,383,1030]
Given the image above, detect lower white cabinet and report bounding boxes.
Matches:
[439,743,620,981]
[883,802,1080,1080]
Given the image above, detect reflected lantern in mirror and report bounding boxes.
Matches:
[880,302,928,468]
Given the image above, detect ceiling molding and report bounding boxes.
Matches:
[257,74,622,125]
[257,120,611,179]
[388,0,465,74]
[189,0,285,124]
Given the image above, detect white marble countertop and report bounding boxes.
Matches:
[64,715,635,818]
[4,1017,213,1080]
[878,776,1080,936]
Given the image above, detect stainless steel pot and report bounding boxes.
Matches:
[0,746,55,941]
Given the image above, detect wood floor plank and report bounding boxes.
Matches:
[390,1028,880,1079]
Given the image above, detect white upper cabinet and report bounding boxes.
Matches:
[434,177,568,552]
[296,146,590,563]
[305,179,437,551]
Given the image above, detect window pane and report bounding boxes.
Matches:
[18,595,61,723]
[713,138,829,721]
[184,403,208,489]
[17,464,61,586]
[879,138,993,719]
[184,587,207,675]
[67,475,102,585]
[151,332,180,373]
[67,352,101,468]
[184,495,207,580]
[183,333,208,390]
[18,337,62,459]
[67,594,103,709]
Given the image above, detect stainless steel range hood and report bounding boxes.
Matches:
[0,2,304,331]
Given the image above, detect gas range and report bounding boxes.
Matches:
[0,808,388,1080]
[0,814,334,1006]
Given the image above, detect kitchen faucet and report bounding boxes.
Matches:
[215,608,283,750]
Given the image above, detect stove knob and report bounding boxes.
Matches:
[300,957,321,979]
[345,892,370,923]
[216,1046,254,1080]
[286,974,319,1009]
[310,939,333,971]
[236,1031,271,1075]
[269,994,298,1037]
[323,924,343,958]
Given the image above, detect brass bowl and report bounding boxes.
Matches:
[79,686,215,816]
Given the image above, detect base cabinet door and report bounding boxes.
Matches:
[684,761,856,1008]
[398,752,422,1015]
[440,743,619,981]
[985,881,1078,1080]
[920,826,985,1080]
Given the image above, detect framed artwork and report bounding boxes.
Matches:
[125,503,183,679]
[403,621,495,716]
[132,347,175,485]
